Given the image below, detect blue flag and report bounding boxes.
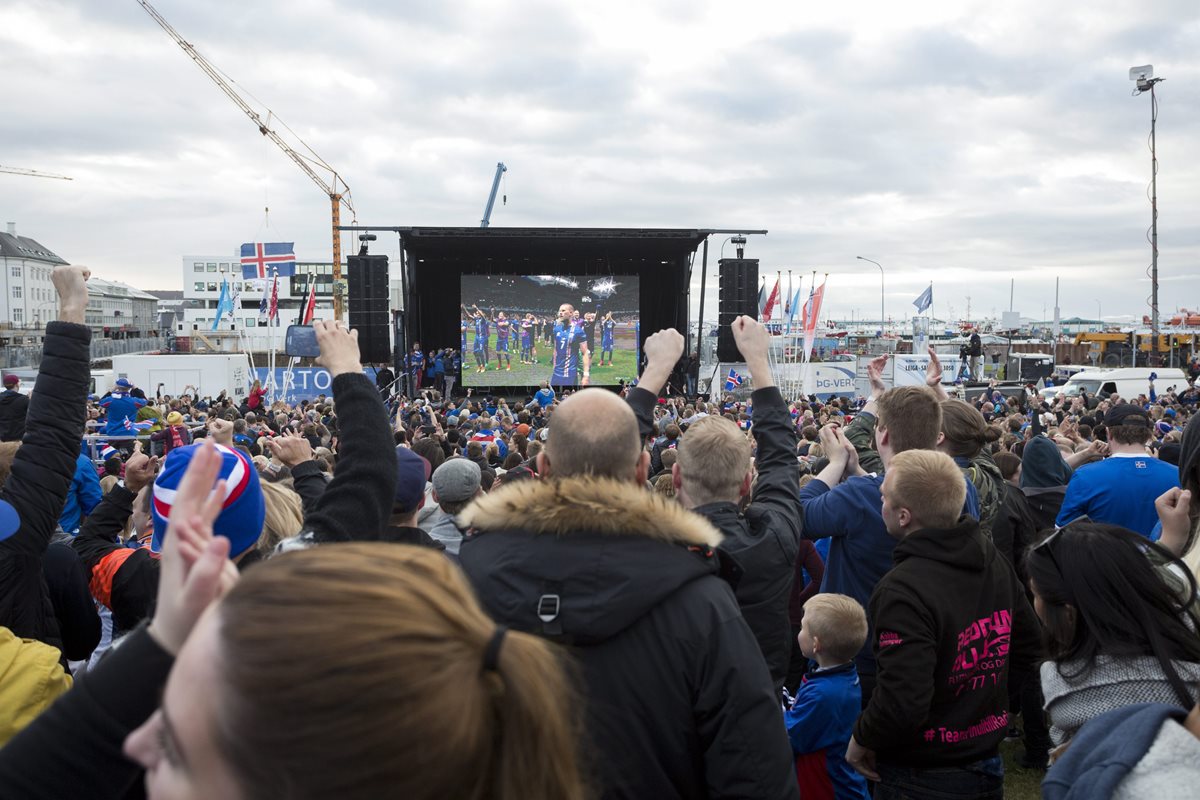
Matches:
[212,277,234,331]
[240,242,296,279]
[785,288,803,334]
[913,284,933,314]
[724,368,744,392]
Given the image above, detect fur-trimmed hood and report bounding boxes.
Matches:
[456,475,727,645]
[458,475,722,548]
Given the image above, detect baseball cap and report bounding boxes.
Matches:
[394,446,431,514]
[151,443,266,558]
[516,423,531,437]
[1106,403,1151,428]
[432,458,481,503]
[116,378,133,389]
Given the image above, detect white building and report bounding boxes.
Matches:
[0,222,65,333]
[179,254,337,351]
[85,277,160,339]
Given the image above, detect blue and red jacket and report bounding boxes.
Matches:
[784,662,870,800]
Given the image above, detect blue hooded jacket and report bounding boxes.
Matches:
[59,451,102,534]
[1042,703,1192,800]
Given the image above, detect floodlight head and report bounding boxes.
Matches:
[1129,64,1154,82]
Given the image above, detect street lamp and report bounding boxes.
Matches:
[1130,65,1164,365]
[856,256,884,334]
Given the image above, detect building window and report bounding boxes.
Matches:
[207,282,218,292]
[194,282,205,292]
[207,263,217,272]
[219,263,230,269]
[194,263,205,272]
[244,318,257,327]
[12,286,21,298]
[11,266,20,278]
[13,308,22,323]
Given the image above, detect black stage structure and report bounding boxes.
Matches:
[339,225,767,395]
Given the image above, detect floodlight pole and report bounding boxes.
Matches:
[1149,80,1161,366]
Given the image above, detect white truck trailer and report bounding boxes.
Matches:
[110,353,251,401]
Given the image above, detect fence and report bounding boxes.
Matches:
[0,337,163,369]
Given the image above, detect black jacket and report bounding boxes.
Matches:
[43,534,101,662]
[73,372,397,637]
[0,388,29,441]
[0,322,90,651]
[458,476,797,800]
[854,517,1042,768]
[991,483,1039,586]
[628,385,802,690]
[0,626,173,799]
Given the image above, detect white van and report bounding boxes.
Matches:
[1059,367,1189,402]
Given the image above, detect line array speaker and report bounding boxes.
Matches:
[717,258,759,362]
[347,254,392,364]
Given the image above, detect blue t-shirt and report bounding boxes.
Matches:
[472,317,488,352]
[552,322,580,382]
[533,388,556,407]
[1056,454,1179,538]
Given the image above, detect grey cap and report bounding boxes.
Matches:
[432,458,482,503]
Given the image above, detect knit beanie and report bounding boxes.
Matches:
[151,443,266,557]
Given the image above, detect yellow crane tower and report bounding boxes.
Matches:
[136,0,354,320]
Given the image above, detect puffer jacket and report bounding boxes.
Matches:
[0,322,91,652]
[458,476,798,800]
[627,385,802,691]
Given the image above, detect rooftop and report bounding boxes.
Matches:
[0,231,68,265]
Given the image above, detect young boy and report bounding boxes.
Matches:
[784,593,871,800]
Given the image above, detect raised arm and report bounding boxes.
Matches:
[626,329,685,439]
[731,316,801,520]
[0,266,91,644]
[299,321,397,543]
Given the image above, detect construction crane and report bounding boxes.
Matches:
[0,165,72,180]
[135,0,354,320]
[480,162,507,227]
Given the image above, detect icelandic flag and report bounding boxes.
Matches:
[724,369,744,392]
[123,417,153,433]
[212,277,234,331]
[913,283,933,314]
[240,242,296,279]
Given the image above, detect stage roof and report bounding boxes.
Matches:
[395,227,709,258]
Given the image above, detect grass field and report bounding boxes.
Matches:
[462,329,639,387]
[1001,739,1044,799]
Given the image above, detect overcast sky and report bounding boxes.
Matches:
[3,0,1198,326]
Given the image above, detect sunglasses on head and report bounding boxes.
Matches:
[1034,515,1092,574]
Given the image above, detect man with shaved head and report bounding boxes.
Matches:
[458,331,797,800]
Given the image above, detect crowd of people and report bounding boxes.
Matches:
[0,265,1198,799]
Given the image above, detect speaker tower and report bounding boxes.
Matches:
[346,254,392,364]
[717,258,759,362]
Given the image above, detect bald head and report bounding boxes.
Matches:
[542,389,644,481]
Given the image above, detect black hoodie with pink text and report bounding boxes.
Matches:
[854,517,1042,768]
